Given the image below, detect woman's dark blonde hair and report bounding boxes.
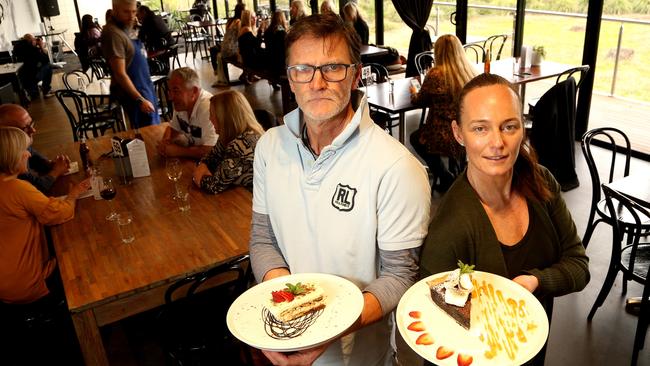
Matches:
[209,91,264,146]
[0,127,29,175]
[457,73,552,202]
[433,34,477,100]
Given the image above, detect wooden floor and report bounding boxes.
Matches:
[24,53,650,366]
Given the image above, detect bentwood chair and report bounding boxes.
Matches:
[55,89,119,141]
[414,51,435,77]
[88,58,110,81]
[483,34,508,61]
[588,185,650,365]
[156,254,253,365]
[581,127,637,248]
[463,43,485,64]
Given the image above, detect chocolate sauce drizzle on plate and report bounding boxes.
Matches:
[262,307,325,339]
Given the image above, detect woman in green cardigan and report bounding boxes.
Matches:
[419,73,590,365]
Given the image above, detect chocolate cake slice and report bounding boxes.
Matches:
[427,275,471,330]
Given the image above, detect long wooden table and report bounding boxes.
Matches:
[44,124,252,366]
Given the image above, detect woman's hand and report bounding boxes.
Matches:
[67,178,92,200]
[512,275,539,293]
[192,163,212,187]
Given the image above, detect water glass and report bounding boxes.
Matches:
[177,187,191,212]
[117,212,135,243]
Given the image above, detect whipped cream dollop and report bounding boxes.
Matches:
[443,268,474,307]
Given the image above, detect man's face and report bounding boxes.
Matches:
[168,75,199,112]
[113,3,137,27]
[287,35,359,125]
[3,107,36,143]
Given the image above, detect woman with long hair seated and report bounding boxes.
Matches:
[192,91,265,193]
[410,34,477,192]
[264,10,289,87]
[341,1,368,45]
[289,0,307,25]
[0,127,90,305]
[238,9,268,83]
[419,74,589,365]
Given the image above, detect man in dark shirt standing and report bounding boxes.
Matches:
[101,0,159,129]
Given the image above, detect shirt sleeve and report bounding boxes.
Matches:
[18,181,75,225]
[200,140,246,194]
[525,171,590,297]
[249,211,288,283]
[376,154,431,250]
[195,97,218,146]
[364,248,420,315]
[17,172,55,194]
[252,133,269,215]
[411,69,445,106]
[101,26,126,61]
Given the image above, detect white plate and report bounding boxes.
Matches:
[397,271,549,366]
[227,273,364,352]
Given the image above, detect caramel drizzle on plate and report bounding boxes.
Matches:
[473,279,538,360]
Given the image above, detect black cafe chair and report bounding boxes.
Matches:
[482,34,508,61]
[55,89,118,141]
[156,254,253,366]
[414,50,434,77]
[588,185,650,365]
[580,127,646,249]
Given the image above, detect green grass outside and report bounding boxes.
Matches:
[363,3,650,103]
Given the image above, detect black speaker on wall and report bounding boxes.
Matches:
[36,0,60,18]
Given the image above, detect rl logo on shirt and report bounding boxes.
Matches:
[332,183,357,212]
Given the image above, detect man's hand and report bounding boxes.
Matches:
[139,99,156,114]
[50,155,71,177]
[262,342,330,366]
[192,163,212,187]
[512,275,539,293]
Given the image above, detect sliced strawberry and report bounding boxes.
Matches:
[408,311,421,319]
[407,321,425,332]
[271,290,295,303]
[457,353,473,366]
[415,333,434,345]
[436,346,454,360]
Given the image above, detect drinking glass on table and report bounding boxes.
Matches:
[100,177,118,221]
[165,158,183,199]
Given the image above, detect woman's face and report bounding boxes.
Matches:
[452,84,524,180]
[17,149,31,175]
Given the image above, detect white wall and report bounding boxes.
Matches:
[0,0,41,52]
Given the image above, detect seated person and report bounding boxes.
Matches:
[264,11,288,88]
[0,127,89,364]
[0,104,70,194]
[210,3,244,86]
[13,34,53,98]
[290,0,307,25]
[157,67,217,159]
[409,34,476,191]
[320,0,336,15]
[137,5,174,51]
[193,90,264,193]
[419,74,590,365]
[237,9,268,83]
[342,2,368,45]
[75,14,102,72]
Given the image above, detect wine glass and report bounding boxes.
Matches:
[165,158,183,199]
[100,177,118,221]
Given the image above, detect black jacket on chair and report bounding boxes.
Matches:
[530,77,579,191]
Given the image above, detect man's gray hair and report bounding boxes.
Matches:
[170,67,201,89]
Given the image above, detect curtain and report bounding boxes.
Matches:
[391,0,433,77]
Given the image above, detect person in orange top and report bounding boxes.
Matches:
[0,127,90,304]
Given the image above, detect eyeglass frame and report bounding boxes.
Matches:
[22,120,36,133]
[286,63,359,83]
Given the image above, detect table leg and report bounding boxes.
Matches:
[72,309,110,366]
[399,113,405,144]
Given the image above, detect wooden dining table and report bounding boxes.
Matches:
[43,124,252,366]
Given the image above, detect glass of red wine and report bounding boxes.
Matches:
[101,177,118,221]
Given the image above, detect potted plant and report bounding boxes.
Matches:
[532,45,546,66]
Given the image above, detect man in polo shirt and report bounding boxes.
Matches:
[249,14,431,366]
[157,67,217,159]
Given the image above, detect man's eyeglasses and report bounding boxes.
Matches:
[287,63,357,83]
[22,120,36,132]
